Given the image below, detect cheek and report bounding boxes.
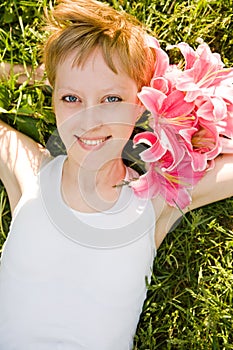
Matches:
[54,103,76,128]
[113,124,135,144]
[54,109,82,153]
[53,92,71,126]
[112,104,143,138]
[53,94,61,125]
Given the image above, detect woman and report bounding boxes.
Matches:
[0,0,232,348]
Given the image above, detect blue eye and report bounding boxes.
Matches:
[104,96,123,103]
[62,95,78,103]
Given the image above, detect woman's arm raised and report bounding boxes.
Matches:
[0,61,50,213]
[0,120,50,213]
[153,154,233,249]
[188,154,233,210]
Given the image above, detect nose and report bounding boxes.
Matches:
[78,104,104,134]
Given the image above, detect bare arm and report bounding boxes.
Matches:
[188,154,233,210]
[0,61,51,212]
[154,154,233,249]
[0,120,50,213]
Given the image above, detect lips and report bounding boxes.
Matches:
[75,135,111,150]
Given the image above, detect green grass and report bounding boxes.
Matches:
[0,0,233,348]
[134,199,233,349]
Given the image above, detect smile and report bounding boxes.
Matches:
[79,137,109,146]
[76,135,111,149]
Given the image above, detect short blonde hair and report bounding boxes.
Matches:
[43,0,156,89]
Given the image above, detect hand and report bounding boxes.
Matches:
[0,62,49,86]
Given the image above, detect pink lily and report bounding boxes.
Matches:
[179,119,222,171]
[133,130,185,171]
[219,137,233,153]
[151,65,183,95]
[145,35,160,49]
[195,95,227,122]
[130,39,233,207]
[150,77,171,95]
[137,87,195,168]
[216,113,233,139]
[131,151,205,209]
[138,87,195,131]
[167,42,197,70]
[146,35,170,79]
[170,43,233,102]
[133,131,166,163]
[212,85,233,105]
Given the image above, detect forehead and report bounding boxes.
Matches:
[58,49,113,75]
[55,48,137,88]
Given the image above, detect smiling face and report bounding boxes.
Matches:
[53,48,143,169]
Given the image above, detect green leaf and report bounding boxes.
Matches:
[0,85,10,110]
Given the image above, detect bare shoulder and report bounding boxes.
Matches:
[152,153,233,249]
[0,120,50,213]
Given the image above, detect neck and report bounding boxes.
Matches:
[61,156,126,212]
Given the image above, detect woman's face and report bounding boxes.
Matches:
[53,48,144,169]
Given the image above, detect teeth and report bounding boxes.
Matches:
[79,138,106,146]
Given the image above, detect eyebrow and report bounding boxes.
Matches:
[56,85,132,93]
[56,87,80,93]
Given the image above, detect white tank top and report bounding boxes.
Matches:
[0,156,156,350]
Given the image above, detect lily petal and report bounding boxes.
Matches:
[138,87,166,116]
[133,131,167,162]
[196,96,227,122]
[168,42,196,69]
